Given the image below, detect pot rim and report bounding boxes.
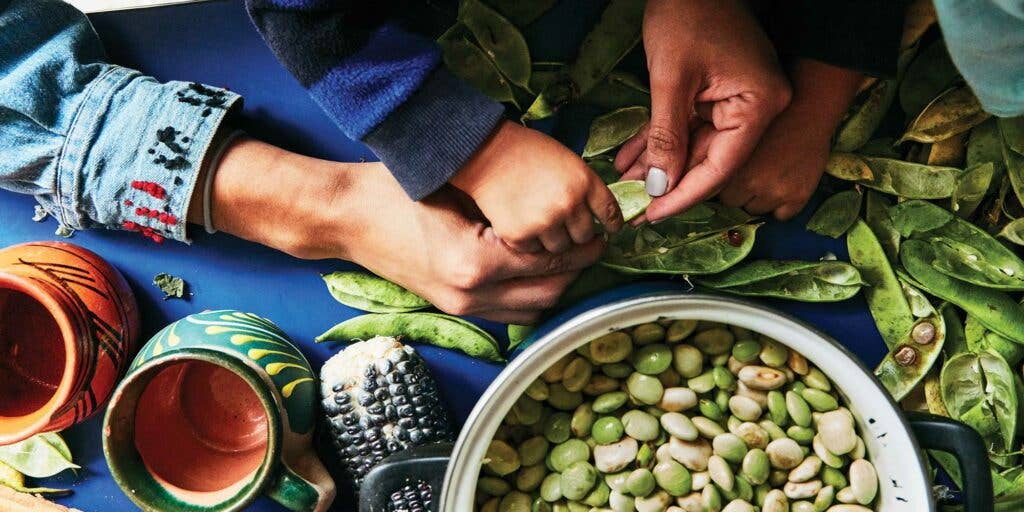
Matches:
[0,270,80,445]
[102,349,283,512]
[442,291,933,510]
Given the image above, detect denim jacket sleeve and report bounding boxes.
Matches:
[0,0,241,243]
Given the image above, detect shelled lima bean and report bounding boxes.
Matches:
[475,320,880,512]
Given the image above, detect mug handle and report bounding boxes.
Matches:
[906,411,993,512]
[267,450,337,512]
[359,443,454,512]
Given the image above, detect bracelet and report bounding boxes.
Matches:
[203,130,245,234]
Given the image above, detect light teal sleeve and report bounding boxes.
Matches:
[934,0,1024,117]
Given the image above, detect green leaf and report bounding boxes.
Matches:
[459,0,532,88]
[806,189,863,238]
[0,433,78,478]
[582,106,650,158]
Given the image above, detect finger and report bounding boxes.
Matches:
[613,125,649,173]
[586,181,623,234]
[718,183,754,208]
[774,202,805,221]
[646,121,762,221]
[644,69,698,196]
[539,225,573,253]
[566,206,598,244]
[620,152,649,181]
[480,271,579,312]
[478,227,605,279]
[503,236,543,254]
[743,194,778,216]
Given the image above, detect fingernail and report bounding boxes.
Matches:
[650,218,664,225]
[646,167,668,197]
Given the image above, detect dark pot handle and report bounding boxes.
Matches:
[359,443,453,512]
[906,411,992,512]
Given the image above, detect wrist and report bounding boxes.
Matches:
[449,120,508,198]
[188,137,360,260]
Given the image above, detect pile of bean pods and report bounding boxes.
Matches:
[477,320,880,512]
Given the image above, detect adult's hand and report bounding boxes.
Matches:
[721,59,865,220]
[190,137,605,324]
[615,0,791,223]
[452,120,623,254]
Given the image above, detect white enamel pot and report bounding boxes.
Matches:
[360,288,993,512]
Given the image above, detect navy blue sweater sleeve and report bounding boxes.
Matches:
[245,0,504,200]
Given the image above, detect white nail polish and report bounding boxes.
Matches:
[646,167,668,197]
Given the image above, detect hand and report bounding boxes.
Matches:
[451,120,623,253]
[615,0,791,223]
[720,59,865,220]
[190,138,606,323]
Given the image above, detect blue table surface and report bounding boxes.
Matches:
[0,1,888,510]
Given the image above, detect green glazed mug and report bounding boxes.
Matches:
[102,310,335,511]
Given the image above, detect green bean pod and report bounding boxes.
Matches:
[826,153,963,199]
[899,240,1024,343]
[322,271,431,313]
[806,190,863,239]
[439,33,515,103]
[608,180,652,223]
[891,200,1024,290]
[696,260,864,303]
[316,312,503,362]
[522,0,644,120]
[602,223,760,276]
[582,106,650,158]
[875,312,946,400]
[459,0,532,88]
[898,85,990,144]
[847,220,914,349]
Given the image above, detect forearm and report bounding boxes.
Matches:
[186,137,360,260]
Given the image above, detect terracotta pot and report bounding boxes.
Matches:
[103,310,335,512]
[0,241,139,445]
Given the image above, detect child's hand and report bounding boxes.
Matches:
[719,60,865,220]
[451,121,624,253]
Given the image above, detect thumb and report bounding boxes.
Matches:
[642,76,697,199]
